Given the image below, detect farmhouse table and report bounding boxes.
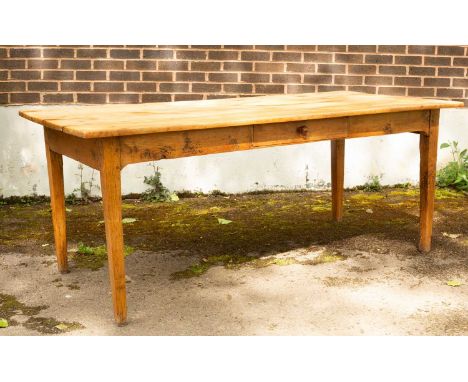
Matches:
[20,91,463,325]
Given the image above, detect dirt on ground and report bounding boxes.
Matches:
[0,188,467,335]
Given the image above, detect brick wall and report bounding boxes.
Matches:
[1,45,467,106]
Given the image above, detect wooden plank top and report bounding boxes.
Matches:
[19,91,463,138]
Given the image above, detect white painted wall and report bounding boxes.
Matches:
[1,105,467,197]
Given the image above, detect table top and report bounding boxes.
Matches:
[20,91,463,138]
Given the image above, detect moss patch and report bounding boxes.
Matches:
[71,243,135,271]
[23,316,84,334]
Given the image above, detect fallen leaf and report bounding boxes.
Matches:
[447,280,462,287]
[442,232,461,239]
[169,193,179,202]
[366,209,373,214]
[217,218,232,225]
[0,318,8,328]
[65,208,72,212]
[65,294,72,299]
[98,220,104,225]
[41,243,49,247]
[122,218,137,224]
[55,323,68,331]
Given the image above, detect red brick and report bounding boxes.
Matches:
[395,55,422,65]
[347,45,377,53]
[191,61,221,71]
[126,60,156,70]
[109,93,140,103]
[286,46,316,51]
[424,56,451,66]
[318,85,346,92]
[43,93,74,103]
[158,61,189,71]
[0,48,7,58]
[110,49,140,59]
[61,60,91,69]
[0,93,8,104]
[143,49,174,59]
[94,82,124,92]
[286,84,316,93]
[377,46,406,53]
[408,88,435,97]
[94,60,124,70]
[272,52,301,62]
[224,61,253,71]
[436,88,463,98]
[160,83,189,92]
[28,59,59,69]
[286,63,315,73]
[241,51,270,61]
[317,45,346,52]
[10,93,40,103]
[61,82,91,91]
[192,83,221,92]
[379,65,406,75]
[394,76,421,86]
[409,66,435,76]
[208,50,239,60]
[437,46,465,56]
[334,54,363,64]
[111,71,141,81]
[0,71,7,80]
[334,75,363,85]
[348,86,376,94]
[28,81,58,91]
[272,74,301,83]
[176,72,204,81]
[303,74,332,84]
[142,94,172,103]
[408,46,435,54]
[349,65,377,74]
[10,48,41,58]
[126,82,157,92]
[378,87,406,96]
[176,50,207,60]
[0,59,26,69]
[0,81,25,91]
[365,55,393,64]
[317,64,345,74]
[255,45,285,50]
[424,78,450,87]
[453,57,468,66]
[303,53,333,62]
[223,84,252,93]
[43,70,74,80]
[254,84,284,94]
[77,48,108,58]
[43,48,74,58]
[241,73,269,83]
[438,67,465,77]
[77,93,107,104]
[10,70,41,80]
[453,78,468,87]
[76,71,106,80]
[174,94,203,101]
[256,62,285,72]
[365,76,393,85]
[208,73,238,82]
[142,72,173,81]
[224,45,253,49]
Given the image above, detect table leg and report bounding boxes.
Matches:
[44,130,68,273]
[331,139,345,221]
[419,110,439,253]
[100,138,127,325]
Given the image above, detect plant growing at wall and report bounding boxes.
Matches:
[437,141,468,192]
[71,163,100,203]
[356,175,382,192]
[142,163,179,202]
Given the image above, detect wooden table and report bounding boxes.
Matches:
[20,91,463,325]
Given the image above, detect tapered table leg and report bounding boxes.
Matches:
[419,110,439,253]
[100,138,127,325]
[44,128,68,273]
[331,139,345,221]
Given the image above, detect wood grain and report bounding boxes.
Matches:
[44,128,68,273]
[331,139,345,221]
[419,109,440,253]
[19,91,463,138]
[100,138,127,324]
